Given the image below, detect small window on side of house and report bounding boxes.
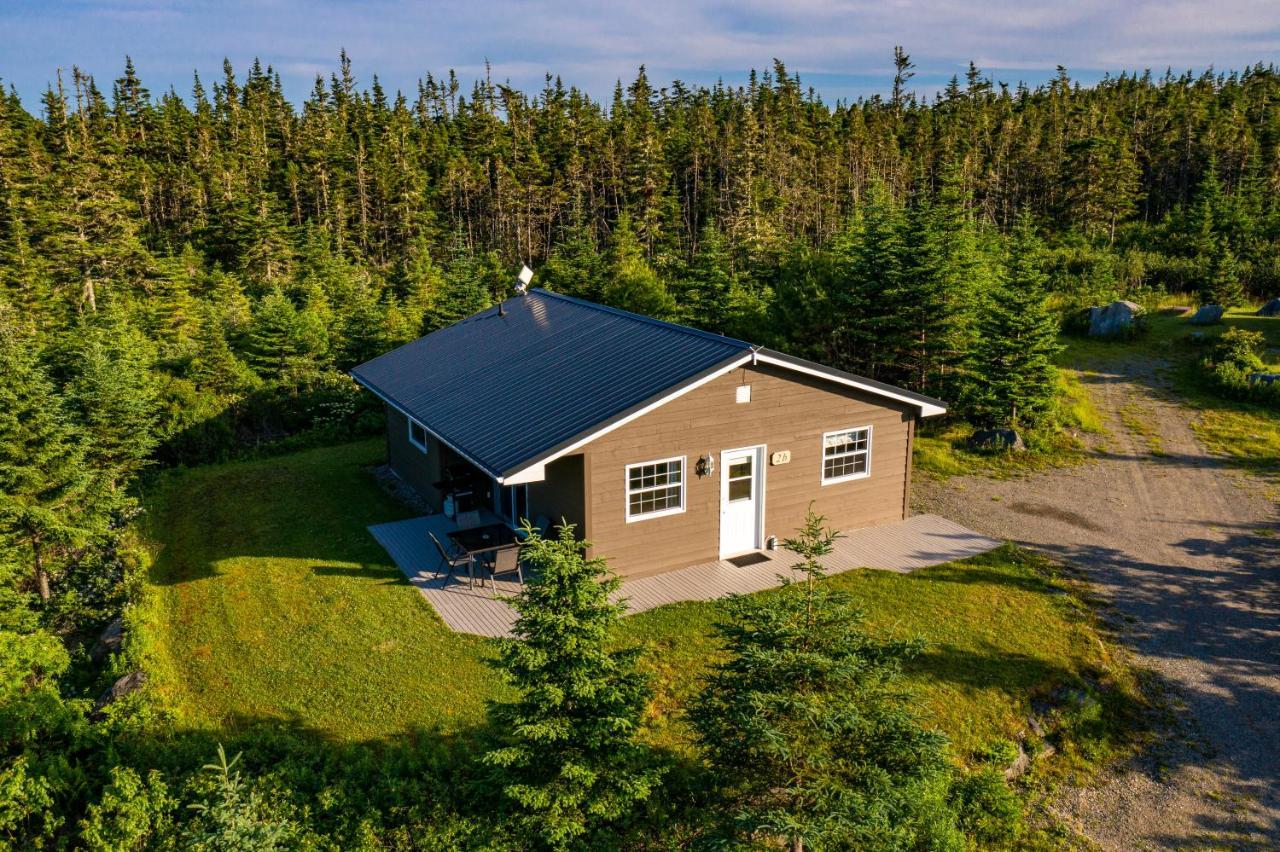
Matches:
[625,456,685,521]
[821,426,871,484]
[408,418,429,453]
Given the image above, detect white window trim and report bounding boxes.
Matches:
[407,417,429,453]
[820,426,872,485]
[624,455,687,522]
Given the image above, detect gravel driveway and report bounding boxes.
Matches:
[918,360,1279,849]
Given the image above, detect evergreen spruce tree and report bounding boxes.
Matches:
[679,222,735,332]
[483,523,663,849]
[66,306,160,488]
[833,182,910,381]
[539,223,603,302]
[397,236,447,335]
[899,166,986,398]
[189,303,256,395]
[39,69,152,314]
[426,237,492,329]
[338,287,392,369]
[600,213,676,319]
[293,282,333,369]
[691,509,960,851]
[1201,239,1245,307]
[148,244,203,357]
[967,218,1062,429]
[0,316,105,602]
[207,269,254,344]
[246,290,305,376]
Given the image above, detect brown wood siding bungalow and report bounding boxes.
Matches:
[573,362,915,577]
[353,289,944,579]
[385,406,443,505]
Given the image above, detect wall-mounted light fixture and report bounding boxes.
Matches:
[696,453,716,477]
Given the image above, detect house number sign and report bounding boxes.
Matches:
[770,450,791,465]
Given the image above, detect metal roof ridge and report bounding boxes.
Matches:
[529,288,755,350]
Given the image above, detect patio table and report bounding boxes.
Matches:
[448,523,519,590]
[448,523,517,554]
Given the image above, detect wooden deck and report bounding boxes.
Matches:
[369,513,1001,639]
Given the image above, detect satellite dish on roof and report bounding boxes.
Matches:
[515,265,533,295]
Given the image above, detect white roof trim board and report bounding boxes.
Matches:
[750,351,949,418]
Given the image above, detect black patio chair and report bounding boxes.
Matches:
[429,531,476,588]
[487,545,523,597]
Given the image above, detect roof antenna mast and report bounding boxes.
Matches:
[500,265,533,317]
[515,265,533,296]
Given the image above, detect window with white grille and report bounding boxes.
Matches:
[625,457,685,520]
[821,427,871,483]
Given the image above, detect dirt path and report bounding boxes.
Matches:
[917,359,1279,849]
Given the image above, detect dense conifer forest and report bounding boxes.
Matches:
[1,52,1277,847]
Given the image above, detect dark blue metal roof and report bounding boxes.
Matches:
[350,289,752,478]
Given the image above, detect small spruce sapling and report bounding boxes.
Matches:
[691,507,960,851]
[483,521,663,849]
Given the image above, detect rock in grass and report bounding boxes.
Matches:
[1005,741,1032,780]
[1257,298,1280,317]
[1189,304,1225,325]
[1248,373,1280,386]
[1087,300,1142,337]
[970,428,1026,452]
[92,671,146,717]
[89,616,124,663]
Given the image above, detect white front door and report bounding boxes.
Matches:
[719,447,763,557]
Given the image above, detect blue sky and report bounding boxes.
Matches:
[2,0,1278,109]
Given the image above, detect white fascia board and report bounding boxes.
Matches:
[502,462,546,486]
[500,352,754,483]
[751,352,948,417]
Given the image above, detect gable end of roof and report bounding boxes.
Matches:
[751,348,947,417]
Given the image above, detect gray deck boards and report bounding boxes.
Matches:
[369,513,1001,639]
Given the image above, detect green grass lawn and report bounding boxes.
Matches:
[138,440,507,742]
[1166,307,1280,490]
[139,439,1141,769]
[1059,304,1280,495]
[913,368,1104,479]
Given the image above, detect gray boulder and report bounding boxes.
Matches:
[970,428,1026,452]
[1004,741,1032,781]
[1190,304,1225,325]
[89,616,124,663]
[92,671,146,718]
[1248,373,1280,386]
[1257,298,1280,317]
[1087,300,1142,337]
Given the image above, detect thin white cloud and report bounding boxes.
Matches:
[0,0,1276,105]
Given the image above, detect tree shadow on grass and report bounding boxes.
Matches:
[905,565,1056,596]
[908,640,1105,700]
[308,563,409,583]
[143,439,417,587]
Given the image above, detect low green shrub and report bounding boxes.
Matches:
[975,737,1021,769]
[950,768,1024,847]
[1200,327,1280,406]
